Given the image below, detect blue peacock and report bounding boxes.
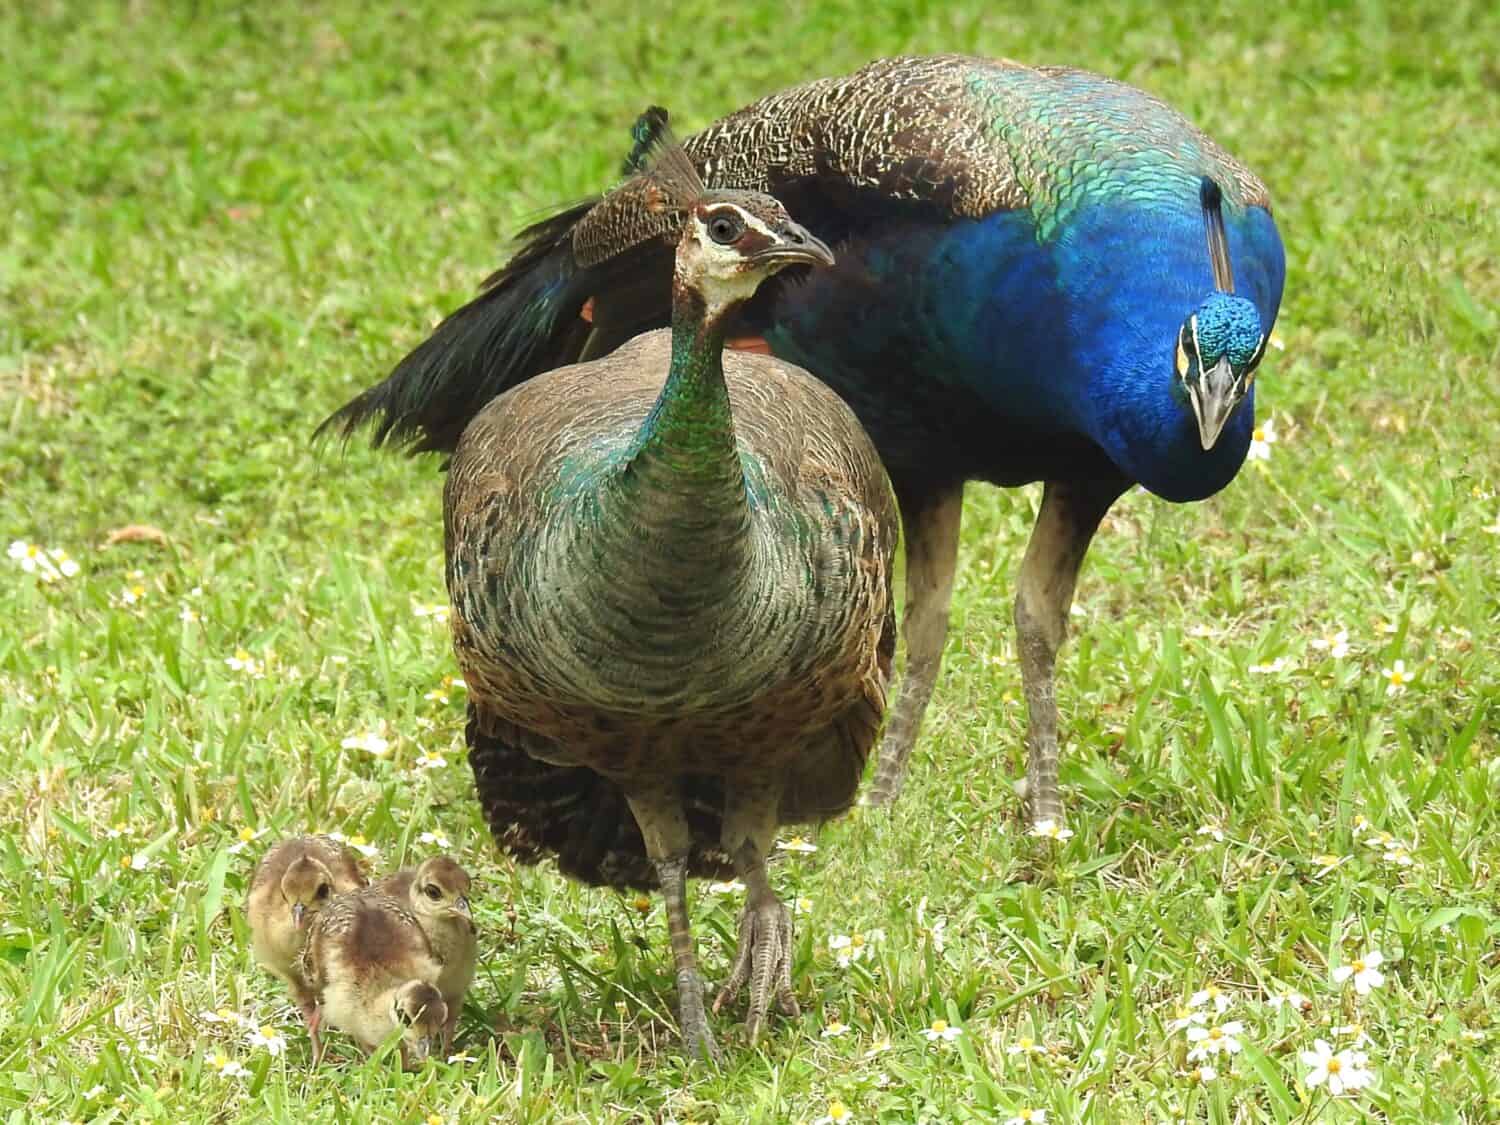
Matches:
[323,55,1286,830]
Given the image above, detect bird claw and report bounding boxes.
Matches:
[714,896,797,1043]
[676,968,721,1063]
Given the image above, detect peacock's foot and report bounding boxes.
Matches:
[713,896,798,1043]
[1016,772,1065,834]
[676,968,721,1063]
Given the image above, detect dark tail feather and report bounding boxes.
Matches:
[466,703,733,891]
[315,200,600,455]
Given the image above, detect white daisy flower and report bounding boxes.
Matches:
[1195,825,1225,843]
[412,749,448,771]
[920,1018,963,1043]
[418,831,452,849]
[1190,985,1234,1014]
[413,602,451,623]
[821,1019,851,1038]
[1300,1039,1373,1095]
[1004,1110,1046,1125]
[1185,1020,1245,1060]
[227,826,267,855]
[1310,630,1351,659]
[1248,657,1290,674]
[706,879,744,895]
[224,648,264,677]
[1265,988,1310,1013]
[326,832,379,859]
[1380,660,1413,696]
[340,730,391,756]
[813,1099,854,1125]
[776,834,818,853]
[245,1024,286,1057]
[1007,1035,1045,1056]
[1332,951,1385,995]
[863,1035,891,1058]
[1247,417,1278,461]
[1029,819,1073,841]
[205,1050,248,1077]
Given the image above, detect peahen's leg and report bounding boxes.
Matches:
[1014,477,1128,828]
[621,788,719,1062]
[866,481,964,806]
[713,788,795,1043]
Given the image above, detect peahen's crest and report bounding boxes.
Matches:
[575,107,707,267]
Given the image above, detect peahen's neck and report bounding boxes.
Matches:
[618,280,752,557]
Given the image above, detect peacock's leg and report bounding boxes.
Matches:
[622,789,719,1062]
[713,791,795,1043]
[1013,477,1127,828]
[866,481,964,806]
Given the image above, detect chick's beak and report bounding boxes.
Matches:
[406,1036,431,1064]
[763,220,835,269]
[1188,356,1241,451]
[291,903,306,929]
[454,895,472,920]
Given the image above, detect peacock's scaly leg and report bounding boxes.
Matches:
[623,790,719,1062]
[713,791,795,1042]
[1013,477,1126,828]
[867,481,964,806]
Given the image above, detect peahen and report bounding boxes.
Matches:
[440,129,897,1058]
[322,55,1286,828]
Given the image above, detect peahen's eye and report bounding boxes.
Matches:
[707,212,743,245]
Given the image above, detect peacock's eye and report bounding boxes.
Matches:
[1176,336,1190,378]
[707,211,743,245]
[424,884,442,901]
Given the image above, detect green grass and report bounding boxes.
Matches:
[2,0,1498,1121]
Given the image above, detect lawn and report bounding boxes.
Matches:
[2,0,1497,1121]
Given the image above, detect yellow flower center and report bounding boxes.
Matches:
[349,834,368,846]
[238,827,257,842]
[1252,427,1266,442]
[428,1115,444,1125]
[1020,1112,1036,1123]
[828,1103,849,1122]
[1352,960,1365,972]
[1209,1027,1223,1040]
[1327,1058,1342,1073]
[1019,1037,1034,1049]
[212,1052,228,1067]
[259,1025,278,1039]
[851,934,865,948]
[931,1019,948,1033]
[119,856,131,868]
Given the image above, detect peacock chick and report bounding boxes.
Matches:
[376,856,475,1054]
[444,124,897,1060]
[247,835,368,1046]
[300,890,447,1068]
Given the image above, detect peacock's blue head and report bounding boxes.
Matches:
[1175,291,1267,451]
[1174,177,1270,451]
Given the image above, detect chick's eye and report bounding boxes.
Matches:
[424,885,442,901]
[707,213,742,244]
[316,884,330,900]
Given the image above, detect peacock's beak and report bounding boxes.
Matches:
[1188,356,1240,451]
[760,220,835,269]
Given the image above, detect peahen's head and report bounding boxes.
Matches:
[676,192,835,317]
[1175,178,1269,451]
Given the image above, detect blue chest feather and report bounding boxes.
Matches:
[767,197,1284,502]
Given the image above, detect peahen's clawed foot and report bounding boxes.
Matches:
[713,896,798,1043]
[677,967,721,1062]
[862,727,912,807]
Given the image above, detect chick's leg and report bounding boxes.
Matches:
[623,788,719,1063]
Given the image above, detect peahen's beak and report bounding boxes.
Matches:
[760,220,835,269]
[1188,356,1239,451]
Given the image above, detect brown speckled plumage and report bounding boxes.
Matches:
[246,835,368,1020]
[448,328,895,889]
[377,857,476,1054]
[301,889,446,1066]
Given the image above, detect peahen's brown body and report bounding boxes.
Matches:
[443,143,897,1056]
[450,330,895,890]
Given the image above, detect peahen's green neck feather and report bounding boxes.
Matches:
[618,280,752,554]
